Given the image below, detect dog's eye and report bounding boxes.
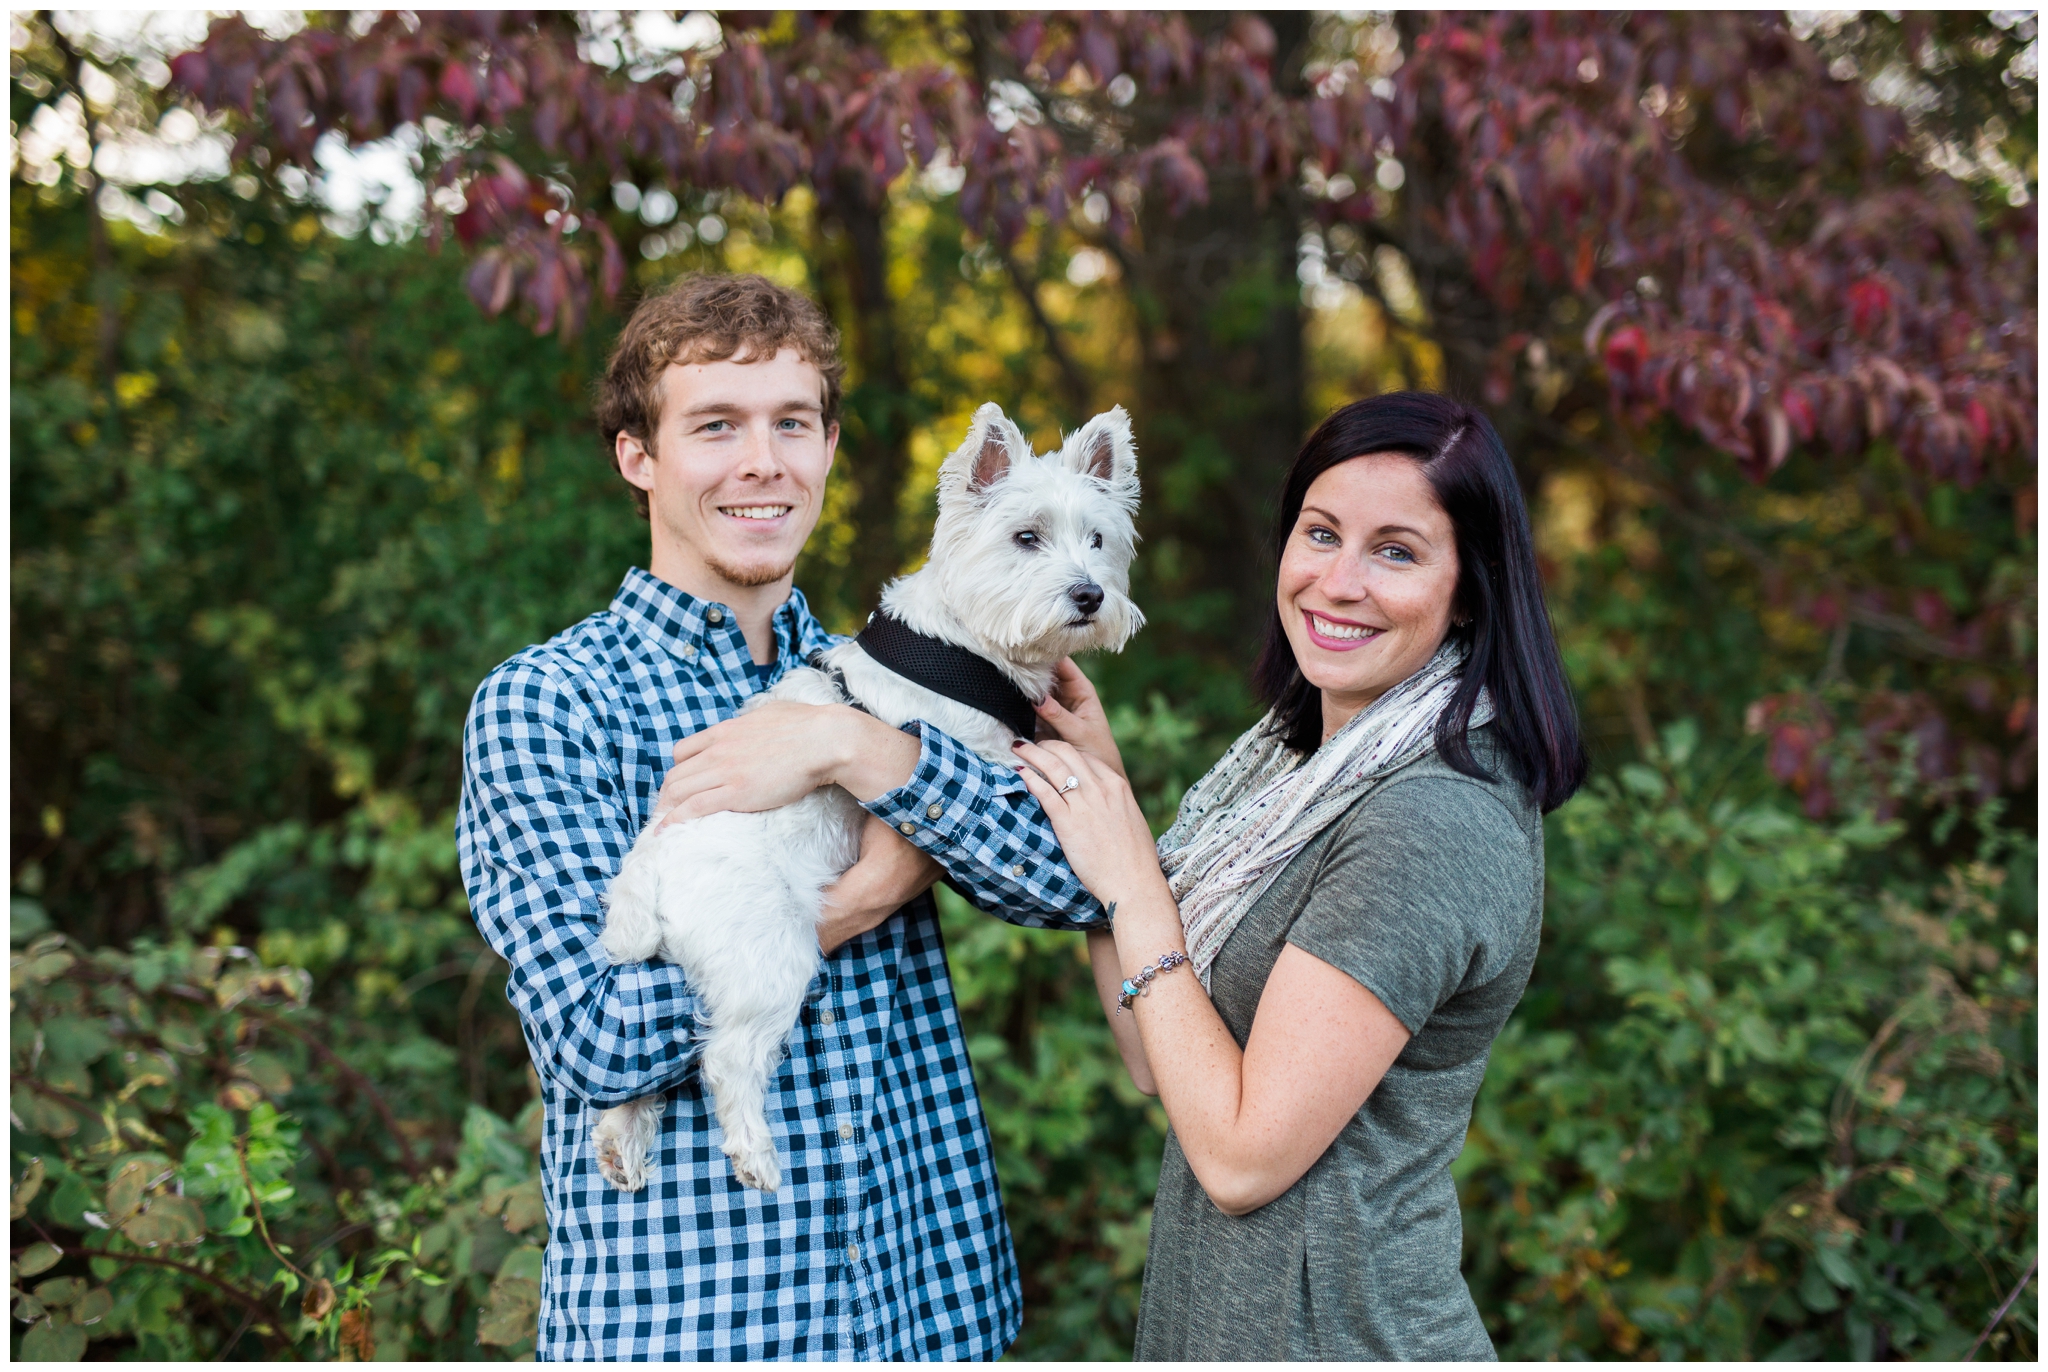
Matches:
[1090,531,1103,549]
[1013,531,1040,549]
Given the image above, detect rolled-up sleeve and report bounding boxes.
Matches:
[457,657,705,1107]
[860,721,1107,931]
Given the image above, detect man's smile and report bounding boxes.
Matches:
[720,504,794,521]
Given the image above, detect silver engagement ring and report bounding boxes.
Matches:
[1059,775,1081,795]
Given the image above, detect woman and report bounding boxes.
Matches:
[1016,392,1586,1360]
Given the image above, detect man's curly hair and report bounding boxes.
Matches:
[596,273,844,519]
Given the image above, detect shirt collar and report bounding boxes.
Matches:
[609,567,834,677]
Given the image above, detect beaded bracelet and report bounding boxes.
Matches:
[1117,950,1191,1014]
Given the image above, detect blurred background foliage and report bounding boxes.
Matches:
[10,8,2036,1362]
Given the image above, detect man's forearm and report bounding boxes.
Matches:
[822,709,925,802]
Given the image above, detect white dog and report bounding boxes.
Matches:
[592,402,1143,1193]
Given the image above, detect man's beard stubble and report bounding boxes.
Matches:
[704,550,797,589]
[656,500,801,590]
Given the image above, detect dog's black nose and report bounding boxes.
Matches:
[1069,582,1105,616]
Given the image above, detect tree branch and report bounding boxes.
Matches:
[996,241,1092,419]
[251,1011,422,1179]
[1966,1254,2036,1362]
[14,1241,291,1358]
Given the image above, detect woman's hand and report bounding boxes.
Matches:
[656,703,922,825]
[1033,657,1127,780]
[1011,738,1165,909]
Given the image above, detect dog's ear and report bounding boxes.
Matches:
[941,402,1032,500]
[1063,406,1139,494]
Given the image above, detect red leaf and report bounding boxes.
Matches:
[595,224,625,299]
[1602,325,1648,383]
[1570,233,1595,292]
[438,62,480,121]
[1846,278,1889,336]
[1781,387,1816,442]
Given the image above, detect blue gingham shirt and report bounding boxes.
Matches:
[456,568,1104,1360]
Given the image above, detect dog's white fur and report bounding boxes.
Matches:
[592,402,1142,1193]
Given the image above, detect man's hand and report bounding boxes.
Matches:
[654,702,921,826]
[818,815,942,954]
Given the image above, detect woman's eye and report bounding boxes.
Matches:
[1379,544,1415,563]
[1090,531,1103,549]
[1306,526,1338,546]
[1013,530,1039,549]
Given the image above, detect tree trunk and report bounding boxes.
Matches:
[812,174,914,623]
[1119,13,1312,684]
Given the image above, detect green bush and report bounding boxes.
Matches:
[1462,722,2037,1360]
[8,925,552,1359]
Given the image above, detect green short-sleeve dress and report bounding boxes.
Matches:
[1134,726,1544,1361]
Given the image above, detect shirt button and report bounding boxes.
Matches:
[838,1122,854,1141]
[926,802,944,820]
[706,607,724,624]
[897,821,916,836]
[847,1243,859,1264]
[1010,864,1025,878]
[818,1009,834,1026]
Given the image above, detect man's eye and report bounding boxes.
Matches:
[778,418,802,431]
[703,420,730,433]
[1013,531,1040,549]
[1090,531,1103,549]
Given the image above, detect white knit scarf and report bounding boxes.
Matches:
[1156,639,1493,986]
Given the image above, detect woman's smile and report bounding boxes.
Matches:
[1302,608,1384,650]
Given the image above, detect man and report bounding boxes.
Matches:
[456,273,1104,1360]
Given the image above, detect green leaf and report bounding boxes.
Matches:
[31,1277,86,1308]
[46,1172,93,1227]
[475,1271,540,1346]
[104,1159,154,1222]
[119,1194,207,1248]
[39,1016,113,1069]
[496,1245,545,1283]
[1734,1015,1779,1061]
[18,1315,87,1361]
[12,1088,78,1141]
[1706,851,1742,904]
[11,898,52,946]
[1814,1242,1859,1291]
[236,1051,293,1097]
[500,1179,546,1235]
[1659,718,1699,766]
[24,951,77,985]
[1621,763,1667,799]
[11,1158,45,1219]
[15,1242,62,1277]
[70,1288,111,1327]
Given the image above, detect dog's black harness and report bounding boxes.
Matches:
[808,612,1040,742]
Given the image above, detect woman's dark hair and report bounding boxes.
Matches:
[1252,391,1588,812]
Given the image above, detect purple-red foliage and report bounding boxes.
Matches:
[168,11,2034,487]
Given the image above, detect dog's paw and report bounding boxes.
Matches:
[593,1119,648,1192]
[726,1143,781,1193]
[598,919,660,967]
